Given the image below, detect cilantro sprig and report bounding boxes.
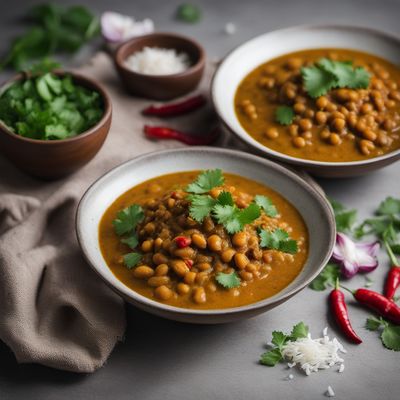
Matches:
[186,169,224,194]
[309,263,340,291]
[275,106,294,125]
[260,322,309,366]
[254,195,278,217]
[123,253,142,269]
[259,228,298,254]
[301,58,370,98]
[329,198,357,233]
[216,271,241,289]
[366,317,400,351]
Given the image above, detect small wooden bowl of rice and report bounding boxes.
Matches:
[114,32,205,100]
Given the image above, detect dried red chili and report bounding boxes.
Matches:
[330,279,362,343]
[142,95,207,117]
[144,125,219,146]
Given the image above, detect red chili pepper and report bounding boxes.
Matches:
[142,95,207,117]
[175,236,191,248]
[383,239,400,300]
[353,288,400,325]
[184,259,193,269]
[144,125,219,146]
[330,280,362,343]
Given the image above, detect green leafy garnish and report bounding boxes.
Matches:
[0,70,103,140]
[113,205,144,236]
[366,317,400,351]
[259,228,298,254]
[260,322,309,366]
[309,263,340,291]
[186,169,224,194]
[121,236,139,250]
[275,106,295,125]
[188,195,217,222]
[1,4,100,71]
[215,271,241,289]
[254,195,278,217]
[329,198,357,233]
[176,3,202,23]
[123,253,142,269]
[301,58,370,98]
[217,191,234,206]
[377,197,400,216]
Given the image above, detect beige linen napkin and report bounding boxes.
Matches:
[0,53,230,373]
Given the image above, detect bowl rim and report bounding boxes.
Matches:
[114,32,206,79]
[0,70,112,145]
[76,147,336,316]
[211,23,400,167]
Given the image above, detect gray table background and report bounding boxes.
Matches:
[0,0,399,399]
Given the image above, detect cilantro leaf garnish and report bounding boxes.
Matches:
[302,58,370,98]
[123,253,142,269]
[238,203,261,226]
[254,195,278,217]
[218,191,234,206]
[215,271,241,289]
[260,322,309,367]
[366,317,400,351]
[275,106,295,125]
[259,228,298,254]
[188,194,217,222]
[176,3,202,23]
[329,198,357,233]
[309,263,340,291]
[186,169,224,194]
[121,235,139,250]
[377,197,400,216]
[113,204,144,236]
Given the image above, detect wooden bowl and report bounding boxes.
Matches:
[0,72,112,180]
[114,33,205,100]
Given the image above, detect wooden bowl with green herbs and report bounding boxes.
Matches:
[0,70,112,179]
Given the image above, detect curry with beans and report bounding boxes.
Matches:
[99,170,308,309]
[235,48,400,162]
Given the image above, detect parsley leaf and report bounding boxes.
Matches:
[188,194,217,222]
[215,271,241,288]
[329,198,357,233]
[275,106,295,125]
[121,236,139,250]
[254,195,278,217]
[290,322,309,340]
[309,263,340,291]
[271,331,288,348]
[123,253,142,269]
[260,348,283,366]
[366,317,400,351]
[113,204,144,236]
[186,169,224,194]
[259,228,298,254]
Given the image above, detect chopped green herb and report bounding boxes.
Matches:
[123,253,142,269]
[254,195,278,217]
[377,197,400,216]
[329,198,357,233]
[259,228,298,254]
[216,271,241,289]
[301,58,370,98]
[188,194,217,222]
[217,191,234,206]
[176,3,202,23]
[309,263,340,291]
[366,317,400,351]
[275,106,295,125]
[186,169,224,194]
[113,204,144,236]
[260,322,309,367]
[121,236,139,250]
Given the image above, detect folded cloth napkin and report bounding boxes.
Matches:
[0,52,232,373]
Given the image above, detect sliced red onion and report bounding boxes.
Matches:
[101,12,154,43]
[332,232,380,278]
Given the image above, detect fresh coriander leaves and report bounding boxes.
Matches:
[260,322,309,366]
[113,204,144,236]
[186,169,224,194]
[301,58,370,98]
[259,228,298,254]
[329,198,357,233]
[309,263,340,291]
[377,197,400,216]
[275,106,295,125]
[176,3,202,23]
[188,195,217,223]
[216,271,241,289]
[254,195,278,217]
[123,253,142,269]
[121,236,139,250]
[366,317,400,351]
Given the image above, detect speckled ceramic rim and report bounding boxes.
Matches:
[114,32,206,79]
[0,71,112,145]
[211,24,400,168]
[76,147,336,317]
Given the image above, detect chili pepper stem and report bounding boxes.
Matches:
[384,238,399,267]
[339,284,355,296]
[335,277,340,290]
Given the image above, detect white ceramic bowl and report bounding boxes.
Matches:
[76,147,335,324]
[212,25,400,178]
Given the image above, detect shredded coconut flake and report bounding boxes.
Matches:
[326,386,335,397]
[281,332,346,375]
[125,47,190,75]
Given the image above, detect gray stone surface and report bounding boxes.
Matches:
[0,0,399,399]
